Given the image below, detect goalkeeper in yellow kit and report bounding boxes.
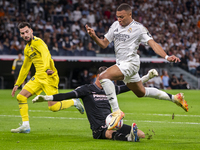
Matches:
[11,22,84,133]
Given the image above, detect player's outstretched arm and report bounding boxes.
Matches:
[85,24,110,49]
[32,91,77,103]
[148,39,180,63]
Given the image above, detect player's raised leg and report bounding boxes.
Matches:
[141,69,188,111]
[99,65,125,130]
[100,67,159,130]
[141,69,158,83]
[41,80,84,113]
[144,87,188,111]
[32,95,85,114]
[174,93,188,112]
[74,98,85,114]
[127,80,188,112]
[100,78,125,130]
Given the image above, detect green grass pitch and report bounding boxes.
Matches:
[0,89,200,150]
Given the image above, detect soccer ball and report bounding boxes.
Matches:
[105,113,123,130]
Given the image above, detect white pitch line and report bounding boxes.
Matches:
[0,115,87,120]
[132,120,200,125]
[126,113,200,118]
[0,115,200,125]
[12,110,81,113]
[142,113,200,117]
[12,110,200,118]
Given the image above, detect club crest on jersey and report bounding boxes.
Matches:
[31,47,34,51]
[127,28,132,33]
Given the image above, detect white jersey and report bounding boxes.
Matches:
[105,20,153,63]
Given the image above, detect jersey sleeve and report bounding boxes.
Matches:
[53,91,77,101]
[74,85,90,98]
[12,59,17,71]
[140,26,153,44]
[15,55,32,86]
[104,22,116,43]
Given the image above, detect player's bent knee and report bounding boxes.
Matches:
[137,94,145,98]
[134,92,145,98]
[48,105,57,112]
[133,89,146,98]
[16,94,27,103]
[48,102,61,112]
[99,73,111,80]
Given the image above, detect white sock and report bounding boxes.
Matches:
[100,79,119,112]
[144,87,174,102]
[22,121,30,127]
[73,99,77,106]
[141,73,149,83]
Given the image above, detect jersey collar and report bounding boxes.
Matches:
[93,83,103,90]
[28,35,35,46]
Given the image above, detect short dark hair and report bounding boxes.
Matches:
[17,50,23,55]
[117,3,132,12]
[97,66,107,74]
[18,22,31,29]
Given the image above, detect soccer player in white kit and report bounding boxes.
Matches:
[85,3,188,130]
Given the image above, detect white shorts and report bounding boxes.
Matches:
[116,61,141,84]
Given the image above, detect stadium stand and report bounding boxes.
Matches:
[0,0,199,78]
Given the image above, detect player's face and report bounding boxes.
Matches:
[19,26,33,42]
[116,10,132,27]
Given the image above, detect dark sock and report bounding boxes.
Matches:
[111,124,131,141]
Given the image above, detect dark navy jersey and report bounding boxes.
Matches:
[53,83,130,131]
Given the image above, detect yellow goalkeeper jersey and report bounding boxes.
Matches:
[15,36,58,87]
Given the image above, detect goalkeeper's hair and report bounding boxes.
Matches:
[18,22,31,29]
[117,3,132,12]
[97,66,107,75]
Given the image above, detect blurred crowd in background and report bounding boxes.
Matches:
[0,0,200,76]
[68,68,190,90]
[145,70,190,90]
